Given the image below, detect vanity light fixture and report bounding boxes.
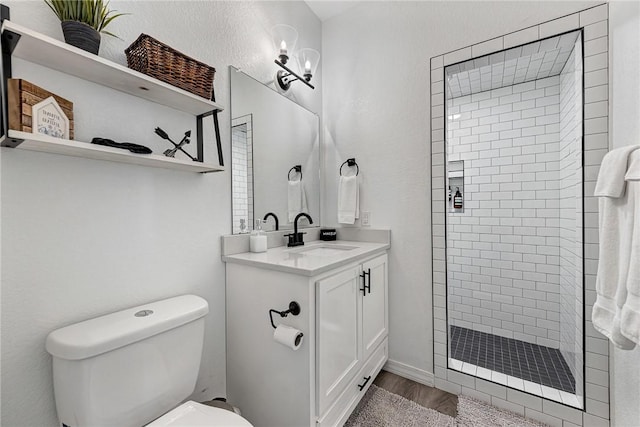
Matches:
[272,24,298,65]
[272,24,319,92]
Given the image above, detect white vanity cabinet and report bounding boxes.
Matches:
[225,249,388,427]
[316,255,388,426]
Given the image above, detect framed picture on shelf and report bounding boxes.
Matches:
[8,78,74,140]
[31,97,69,139]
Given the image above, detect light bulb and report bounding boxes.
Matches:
[280,40,287,54]
[304,60,311,74]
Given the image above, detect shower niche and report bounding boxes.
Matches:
[448,160,464,213]
[444,30,585,409]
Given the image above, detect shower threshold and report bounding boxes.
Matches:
[449,325,582,408]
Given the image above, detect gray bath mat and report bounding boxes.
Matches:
[344,384,456,427]
[457,395,549,427]
[345,385,549,427]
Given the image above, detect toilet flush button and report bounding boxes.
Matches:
[135,310,154,317]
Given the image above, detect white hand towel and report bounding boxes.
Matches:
[594,145,640,197]
[593,146,640,349]
[338,175,359,224]
[288,179,308,223]
[592,192,637,349]
[620,150,640,345]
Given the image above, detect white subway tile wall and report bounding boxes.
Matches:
[231,116,253,234]
[447,75,564,348]
[431,4,610,426]
[448,32,579,99]
[558,36,584,401]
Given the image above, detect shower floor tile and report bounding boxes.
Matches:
[449,325,576,394]
[450,355,583,409]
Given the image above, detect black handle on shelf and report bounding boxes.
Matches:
[357,375,372,391]
[366,268,371,294]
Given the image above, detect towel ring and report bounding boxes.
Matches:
[339,158,359,176]
[288,165,302,181]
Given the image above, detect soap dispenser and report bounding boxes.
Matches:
[250,219,268,253]
[453,187,463,209]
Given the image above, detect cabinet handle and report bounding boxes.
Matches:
[357,375,372,391]
[360,272,367,295]
[366,268,371,294]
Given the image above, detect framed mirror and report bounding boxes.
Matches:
[230,66,320,234]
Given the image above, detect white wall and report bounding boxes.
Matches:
[0,2,321,426]
[321,0,597,381]
[609,1,640,426]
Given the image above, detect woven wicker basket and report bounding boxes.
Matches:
[125,34,215,100]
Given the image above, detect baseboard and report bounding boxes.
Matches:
[383,359,435,387]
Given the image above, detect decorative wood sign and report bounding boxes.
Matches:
[8,79,74,139]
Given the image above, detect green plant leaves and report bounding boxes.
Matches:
[43,0,128,36]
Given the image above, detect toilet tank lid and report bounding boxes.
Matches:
[46,295,209,360]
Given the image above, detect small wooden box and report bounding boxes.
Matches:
[8,79,74,139]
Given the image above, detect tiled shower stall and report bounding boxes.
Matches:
[431,4,611,426]
[446,30,584,404]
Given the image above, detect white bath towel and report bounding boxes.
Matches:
[287,179,308,223]
[593,146,640,349]
[338,175,359,224]
[620,150,640,345]
[625,149,640,181]
[594,145,640,197]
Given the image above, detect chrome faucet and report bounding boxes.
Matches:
[286,213,313,247]
[263,212,279,231]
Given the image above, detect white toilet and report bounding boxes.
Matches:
[45,294,252,427]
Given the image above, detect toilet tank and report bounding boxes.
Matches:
[46,295,209,427]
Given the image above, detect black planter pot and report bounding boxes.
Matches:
[61,21,101,55]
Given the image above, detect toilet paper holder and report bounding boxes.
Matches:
[269,301,301,328]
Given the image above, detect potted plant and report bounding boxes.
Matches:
[44,0,127,55]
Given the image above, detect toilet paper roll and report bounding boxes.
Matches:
[273,324,304,350]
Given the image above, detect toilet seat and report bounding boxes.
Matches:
[147,401,253,427]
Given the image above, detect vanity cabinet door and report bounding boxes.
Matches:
[316,267,362,418]
[361,254,388,362]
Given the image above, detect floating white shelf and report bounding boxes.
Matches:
[448,170,464,178]
[2,20,223,116]
[4,131,224,173]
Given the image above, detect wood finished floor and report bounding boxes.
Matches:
[373,370,458,418]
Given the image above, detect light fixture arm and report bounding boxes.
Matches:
[279,71,300,85]
[275,59,315,90]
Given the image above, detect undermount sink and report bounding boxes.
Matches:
[289,244,359,256]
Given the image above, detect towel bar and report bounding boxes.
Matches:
[339,158,359,176]
[288,165,302,181]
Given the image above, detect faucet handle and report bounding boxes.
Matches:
[284,233,296,246]
[294,232,306,246]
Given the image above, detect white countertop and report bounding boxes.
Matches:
[222,240,389,276]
